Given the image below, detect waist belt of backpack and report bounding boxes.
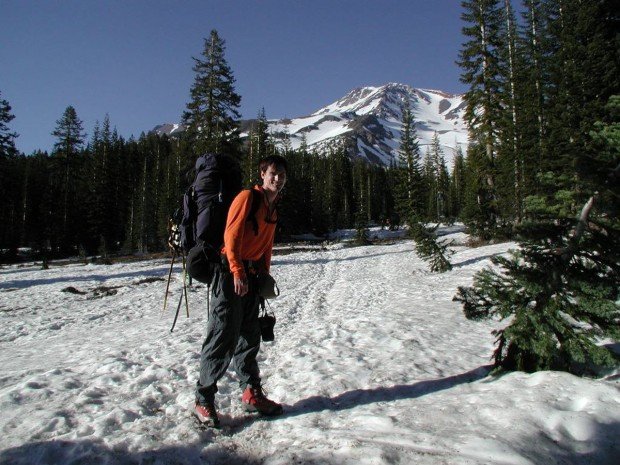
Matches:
[220,255,259,276]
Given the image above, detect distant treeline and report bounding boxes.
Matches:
[0,116,467,260]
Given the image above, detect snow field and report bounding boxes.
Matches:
[0,231,618,464]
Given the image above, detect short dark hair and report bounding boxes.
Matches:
[259,155,288,174]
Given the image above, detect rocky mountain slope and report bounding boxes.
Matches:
[154,83,469,166]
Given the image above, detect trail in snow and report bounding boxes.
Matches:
[0,231,618,465]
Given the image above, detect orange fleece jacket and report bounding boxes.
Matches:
[222,186,277,280]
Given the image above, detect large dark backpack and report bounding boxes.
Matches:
[181,153,242,255]
[180,153,261,284]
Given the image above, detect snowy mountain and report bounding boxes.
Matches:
[265,83,468,166]
[152,123,185,137]
[155,83,469,166]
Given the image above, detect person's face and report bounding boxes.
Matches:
[261,164,287,195]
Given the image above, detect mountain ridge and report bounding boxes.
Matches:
[154,83,469,166]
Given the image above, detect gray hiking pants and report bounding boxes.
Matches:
[195,266,261,405]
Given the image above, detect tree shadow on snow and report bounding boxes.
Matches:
[0,437,263,465]
[284,364,493,418]
[0,266,171,290]
[450,254,497,268]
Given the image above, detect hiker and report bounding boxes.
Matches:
[194,155,287,427]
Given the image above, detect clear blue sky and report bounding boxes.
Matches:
[1,0,467,155]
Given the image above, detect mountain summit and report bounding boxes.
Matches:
[155,83,469,166]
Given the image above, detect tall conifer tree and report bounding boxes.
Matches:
[409,136,453,273]
[449,147,466,220]
[0,91,18,158]
[183,30,242,161]
[0,92,20,255]
[394,99,423,221]
[517,0,551,198]
[496,0,525,223]
[244,107,270,186]
[457,0,504,234]
[51,105,86,253]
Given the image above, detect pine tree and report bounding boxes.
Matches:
[430,133,451,221]
[0,91,18,158]
[0,91,20,255]
[496,0,525,223]
[154,133,177,251]
[461,143,496,240]
[51,105,86,253]
[449,147,466,219]
[244,107,271,186]
[182,30,242,160]
[128,132,171,253]
[542,0,620,183]
[279,118,293,156]
[409,141,453,272]
[394,99,423,222]
[296,135,316,234]
[516,0,552,200]
[121,138,142,253]
[84,120,103,253]
[422,147,437,221]
[82,114,119,255]
[308,146,329,236]
[254,107,270,158]
[108,128,127,253]
[326,142,353,230]
[353,159,371,244]
[52,106,86,160]
[457,0,504,234]
[410,222,453,273]
[354,210,371,245]
[454,96,619,374]
[21,151,52,255]
[275,146,304,237]
[401,134,453,272]
[368,164,392,228]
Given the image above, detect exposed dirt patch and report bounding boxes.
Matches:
[61,287,87,295]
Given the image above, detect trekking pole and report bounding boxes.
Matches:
[162,250,177,313]
[171,254,191,333]
[170,287,184,333]
[181,253,190,318]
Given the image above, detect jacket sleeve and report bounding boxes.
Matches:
[224,190,252,280]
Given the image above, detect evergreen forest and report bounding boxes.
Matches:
[0,2,616,259]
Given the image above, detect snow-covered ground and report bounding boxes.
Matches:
[0,228,618,465]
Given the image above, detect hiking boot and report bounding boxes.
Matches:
[193,402,220,428]
[242,385,283,416]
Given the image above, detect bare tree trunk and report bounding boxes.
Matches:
[479,2,496,191]
[505,0,522,222]
[140,156,147,253]
[528,0,546,178]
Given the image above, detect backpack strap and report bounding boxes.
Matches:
[248,189,262,236]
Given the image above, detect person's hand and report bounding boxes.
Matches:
[234,276,248,296]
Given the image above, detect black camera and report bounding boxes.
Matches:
[258,313,276,342]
